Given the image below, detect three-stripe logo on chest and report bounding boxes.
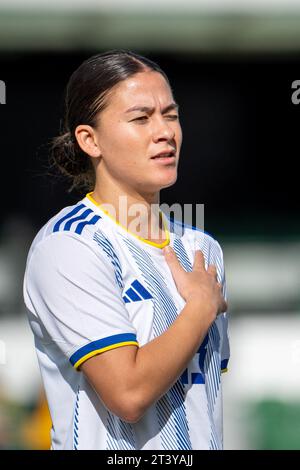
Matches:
[123,280,153,303]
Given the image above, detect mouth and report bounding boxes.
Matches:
[150,149,176,163]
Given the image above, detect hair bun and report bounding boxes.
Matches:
[62,131,74,147]
[50,130,94,191]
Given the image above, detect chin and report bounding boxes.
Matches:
[155,173,178,191]
[161,170,178,186]
[160,179,177,190]
[137,169,178,193]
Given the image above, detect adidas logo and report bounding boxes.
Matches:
[123,280,152,303]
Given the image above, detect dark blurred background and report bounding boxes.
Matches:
[0,51,299,239]
[1,1,300,450]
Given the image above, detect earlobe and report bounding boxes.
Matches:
[94,149,100,156]
[88,144,101,159]
[92,147,101,158]
[75,124,101,158]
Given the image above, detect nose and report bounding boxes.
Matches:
[152,116,176,143]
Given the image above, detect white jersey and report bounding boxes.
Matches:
[23,193,230,450]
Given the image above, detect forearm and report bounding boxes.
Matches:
[130,298,214,417]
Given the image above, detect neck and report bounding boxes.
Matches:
[91,179,166,243]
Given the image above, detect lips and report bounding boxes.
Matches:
[151,149,176,159]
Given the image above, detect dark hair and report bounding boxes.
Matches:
[50,49,170,193]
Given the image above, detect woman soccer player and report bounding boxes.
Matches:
[23,50,229,450]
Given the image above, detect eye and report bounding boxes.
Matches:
[132,116,148,122]
[165,114,179,120]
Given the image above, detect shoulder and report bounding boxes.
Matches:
[25,199,108,270]
[34,199,102,243]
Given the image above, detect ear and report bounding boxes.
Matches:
[75,124,101,159]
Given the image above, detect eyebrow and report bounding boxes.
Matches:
[125,102,179,114]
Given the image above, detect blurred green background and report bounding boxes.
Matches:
[0,0,300,450]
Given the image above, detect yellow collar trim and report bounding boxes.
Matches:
[86,192,170,249]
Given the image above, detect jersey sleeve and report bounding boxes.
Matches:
[24,233,139,370]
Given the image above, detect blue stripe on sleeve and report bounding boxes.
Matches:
[69,333,138,366]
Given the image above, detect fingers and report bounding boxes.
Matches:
[192,250,205,271]
[163,246,185,277]
[218,298,228,315]
[217,282,228,314]
[207,264,217,280]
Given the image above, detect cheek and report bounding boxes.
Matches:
[176,124,183,146]
[111,125,148,159]
[101,126,147,172]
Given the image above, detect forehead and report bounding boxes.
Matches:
[107,71,173,110]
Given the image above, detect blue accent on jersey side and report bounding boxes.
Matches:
[69,333,137,366]
[53,203,86,232]
[221,358,229,370]
[180,333,208,386]
[191,373,205,384]
[64,208,93,231]
[126,287,142,302]
[75,214,101,235]
[131,279,153,300]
